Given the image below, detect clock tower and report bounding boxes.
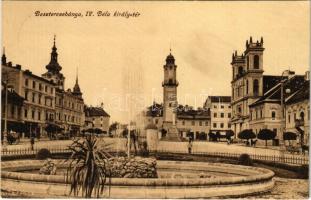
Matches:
[162,50,180,141]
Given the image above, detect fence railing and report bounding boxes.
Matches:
[1,146,309,165]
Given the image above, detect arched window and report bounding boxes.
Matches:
[246,80,249,94]
[254,55,259,69]
[247,56,249,69]
[238,66,244,76]
[271,111,276,119]
[300,112,305,121]
[253,79,259,96]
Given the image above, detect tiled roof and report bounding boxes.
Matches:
[250,75,306,107]
[286,80,309,104]
[85,106,110,117]
[209,96,231,103]
[262,75,283,93]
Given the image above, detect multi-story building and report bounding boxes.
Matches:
[249,72,306,143]
[1,36,85,138]
[285,73,310,145]
[231,37,288,137]
[84,105,110,134]
[2,53,56,138]
[41,37,85,136]
[204,96,231,135]
[1,82,24,136]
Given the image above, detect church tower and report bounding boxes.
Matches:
[42,35,65,90]
[162,50,180,141]
[231,36,264,135]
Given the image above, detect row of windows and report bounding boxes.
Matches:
[212,122,231,129]
[153,119,209,126]
[24,109,53,121]
[233,79,259,99]
[25,78,53,94]
[250,110,276,120]
[24,91,53,107]
[56,98,83,112]
[287,111,309,124]
[213,112,231,118]
[213,105,231,109]
[56,112,81,123]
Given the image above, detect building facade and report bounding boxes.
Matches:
[1,37,85,138]
[84,105,110,134]
[204,96,231,135]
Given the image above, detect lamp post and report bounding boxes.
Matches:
[2,72,12,149]
[280,70,291,158]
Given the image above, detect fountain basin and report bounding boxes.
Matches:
[1,159,275,198]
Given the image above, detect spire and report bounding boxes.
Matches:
[2,47,6,65]
[46,35,62,73]
[260,37,264,44]
[73,67,82,97]
[166,47,175,64]
[250,36,253,43]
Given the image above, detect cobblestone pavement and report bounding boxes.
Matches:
[246,177,309,199]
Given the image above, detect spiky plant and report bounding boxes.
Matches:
[66,134,112,198]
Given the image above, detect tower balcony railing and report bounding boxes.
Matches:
[162,80,179,87]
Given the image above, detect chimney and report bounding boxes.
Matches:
[304,71,310,81]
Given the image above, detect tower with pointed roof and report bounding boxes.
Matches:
[2,47,7,65]
[72,69,83,98]
[42,35,65,90]
[162,49,180,141]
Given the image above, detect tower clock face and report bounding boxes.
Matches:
[168,93,176,101]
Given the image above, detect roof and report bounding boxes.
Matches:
[145,102,210,119]
[250,75,306,107]
[85,106,110,117]
[286,80,309,104]
[262,75,283,94]
[209,96,231,103]
[23,70,56,85]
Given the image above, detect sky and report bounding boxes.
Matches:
[2,1,310,123]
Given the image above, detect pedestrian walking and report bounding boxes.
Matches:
[188,140,193,154]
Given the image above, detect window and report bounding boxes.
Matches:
[45,86,48,92]
[205,121,208,126]
[32,110,35,119]
[59,98,62,105]
[300,112,305,121]
[24,109,28,118]
[214,113,217,118]
[272,111,276,119]
[221,105,224,109]
[221,113,224,118]
[32,81,36,89]
[59,113,61,120]
[213,123,217,128]
[46,113,48,120]
[246,80,249,94]
[38,111,41,120]
[253,79,259,96]
[228,113,231,118]
[260,110,263,118]
[155,119,158,124]
[39,83,42,91]
[273,128,277,135]
[199,121,202,126]
[192,121,195,126]
[25,79,28,86]
[38,94,41,104]
[182,121,185,125]
[288,113,291,123]
[24,91,28,100]
[228,105,231,108]
[50,87,53,94]
[11,105,15,116]
[238,106,242,114]
[294,113,297,120]
[238,66,244,76]
[254,55,259,69]
[213,105,217,109]
[220,123,224,128]
[247,56,249,69]
[32,92,35,103]
[228,123,231,128]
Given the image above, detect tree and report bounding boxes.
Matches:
[215,131,221,142]
[257,129,277,147]
[238,129,256,145]
[208,132,216,141]
[283,132,297,146]
[66,135,112,198]
[109,122,119,136]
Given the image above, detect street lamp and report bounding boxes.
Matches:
[280,70,291,157]
[2,71,14,149]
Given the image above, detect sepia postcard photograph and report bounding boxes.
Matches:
[0,0,310,199]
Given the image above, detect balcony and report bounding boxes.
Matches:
[295,119,304,127]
